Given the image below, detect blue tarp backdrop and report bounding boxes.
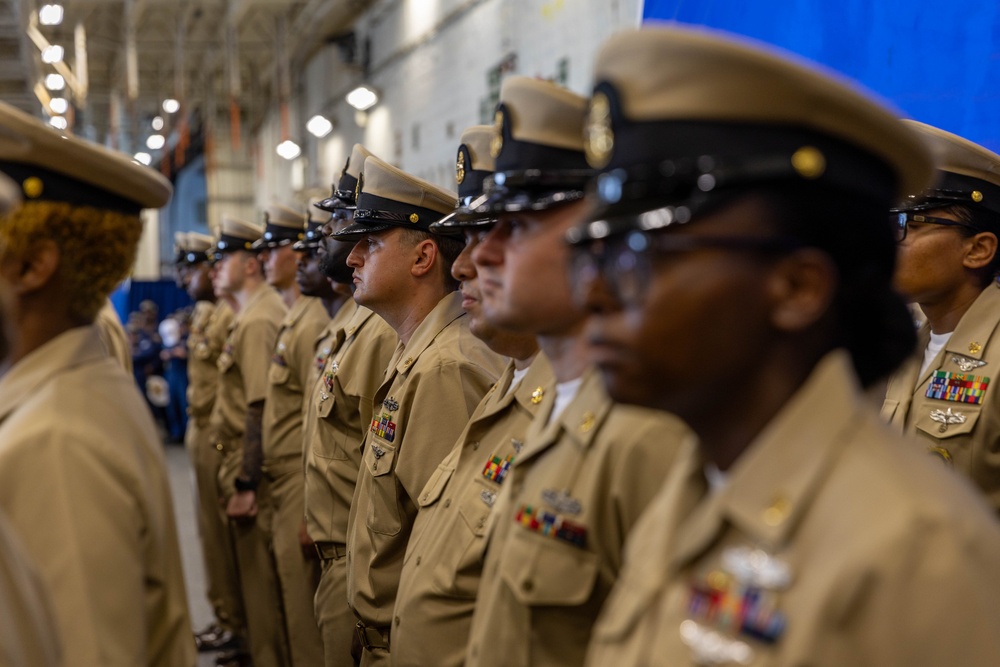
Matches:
[641,1,1000,153]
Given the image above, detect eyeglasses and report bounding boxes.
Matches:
[569,227,801,307]
[891,212,979,243]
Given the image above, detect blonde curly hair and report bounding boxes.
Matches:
[0,201,142,321]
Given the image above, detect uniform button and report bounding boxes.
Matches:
[444,499,451,508]
[215,442,223,451]
[522,579,534,592]
[394,616,400,627]
[415,556,421,566]
[420,494,428,503]
[477,518,486,528]
[471,441,480,450]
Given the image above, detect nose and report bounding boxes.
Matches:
[346,241,364,268]
[451,240,478,282]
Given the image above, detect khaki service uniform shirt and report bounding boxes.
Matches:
[0,509,60,667]
[391,355,554,667]
[262,296,329,475]
[211,286,286,445]
[465,367,689,667]
[0,325,195,667]
[884,283,1000,511]
[304,299,398,546]
[589,351,1000,667]
[187,300,233,424]
[95,299,132,373]
[346,291,506,631]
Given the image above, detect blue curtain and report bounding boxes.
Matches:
[641,0,1000,153]
[110,279,193,325]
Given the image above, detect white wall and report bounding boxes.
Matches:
[254,0,642,206]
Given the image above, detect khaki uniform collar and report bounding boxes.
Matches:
[477,352,554,423]
[392,291,465,375]
[516,366,612,466]
[0,325,108,422]
[232,284,277,328]
[282,294,317,327]
[708,351,860,552]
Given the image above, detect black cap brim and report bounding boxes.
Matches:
[331,220,395,241]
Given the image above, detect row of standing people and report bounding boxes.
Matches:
[1,21,1000,667]
[179,23,1000,667]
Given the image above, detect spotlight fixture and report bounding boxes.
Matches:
[162,98,180,113]
[48,116,67,130]
[345,85,379,111]
[134,152,152,166]
[151,116,164,131]
[306,114,333,138]
[146,134,165,150]
[41,44,64,64]
[39,4,64,26]
[44,73,64,90]
[276,140,301,160]
[49,97,68,114]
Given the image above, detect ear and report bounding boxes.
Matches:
[962,232,998,272]
[2,239,60,296]
[766,248,838,333]
[410,239,439,278]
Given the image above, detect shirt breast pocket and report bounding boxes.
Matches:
[217,351,234,374]
[501,526,600,607]
[914,403,982,440]
[268,363,291,386]
[364,438,401,536]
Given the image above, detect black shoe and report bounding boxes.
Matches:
[214,649,252,667]
[194,623,239,652]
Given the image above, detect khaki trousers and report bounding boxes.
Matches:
[315,552,359,666]
[185,418,245,632]
[265,468,324,666]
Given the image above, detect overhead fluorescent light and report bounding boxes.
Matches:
[146,134,165,150]
[345,85,379,111]
[306,114,333,138]
[39,4,64,26]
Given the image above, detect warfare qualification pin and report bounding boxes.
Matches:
[930,407,966,433]
[952,355,987,372]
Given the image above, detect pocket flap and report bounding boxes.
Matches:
[502,528,600,607]
[363,436,396,477]
[418,459,456,508]
[914,404,982,439]
[268,363,291,386]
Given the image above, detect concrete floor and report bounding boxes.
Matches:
[164,443,230,667]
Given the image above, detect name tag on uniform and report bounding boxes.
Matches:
[926,371,989,405]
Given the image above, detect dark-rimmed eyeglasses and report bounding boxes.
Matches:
[892,212,979,243]
[569,227,801,307]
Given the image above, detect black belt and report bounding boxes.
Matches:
[314,541,346,561]
[355,621,390,651]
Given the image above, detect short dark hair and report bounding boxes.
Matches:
[943,203,1000,287]
[398,228,462,291]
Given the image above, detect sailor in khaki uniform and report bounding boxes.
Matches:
[0,175,60,667]
[391,126,552,667]
[0,100,195,666]
[210,214,288,667]
[883,123,1000,513]
[462,77,689,667]
[305,147,398,667]
[333,155,505,666]
[567,26,1000,666]
[250,205,329,666]
[177,231,244,653]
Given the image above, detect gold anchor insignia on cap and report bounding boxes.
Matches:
[530,387,545,404]
[930,407,966,433]
[969,341,983,354]
[790,146,826,179]
[972,190,984,203]
[584,91,614,169]
[22,177,43,199]
[355,172,364,201]
[490,110,504,158]
[580,411,596,432]
[456,149,466,184]
[409,213,419,223]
